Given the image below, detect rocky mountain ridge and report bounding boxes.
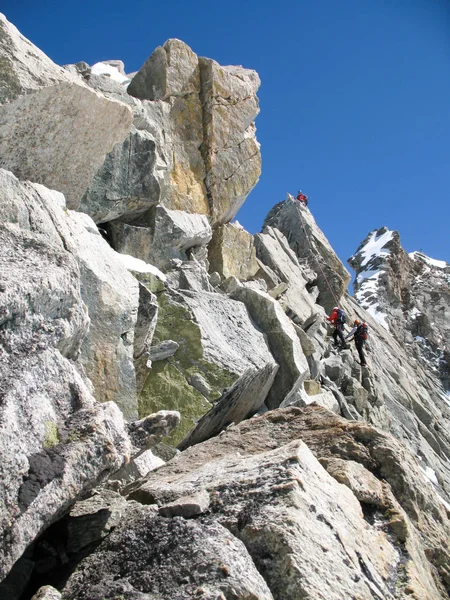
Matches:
[0,13,449,600]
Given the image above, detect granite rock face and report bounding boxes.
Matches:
[0,12,78,104]
[0,82,132,210]
[264,195,351,312]
[208,222,259,281]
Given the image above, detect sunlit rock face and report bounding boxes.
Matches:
[349,227,450,394]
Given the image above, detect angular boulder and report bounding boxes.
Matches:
[264,195,351,312]
[231,284,310,408]
[139,288,276,443]
[208,222,259,281]
[0,82,132,209]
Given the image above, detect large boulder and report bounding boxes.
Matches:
[129,405,450,598]
[254,225,320,322]
[264,195,351,312]
[208,222,259,281]
[79,125,161,223]
[0,12,78,104]
[108,205,212,271]
[231,284,310,408]
[139,288,277,443]
[199,58,261,225]
[61,506,273,600]
[0,82,132,210]
[0,169,141,419]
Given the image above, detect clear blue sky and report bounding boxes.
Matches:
[3,0,450,273]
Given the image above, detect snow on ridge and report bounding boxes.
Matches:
[117,253,167,281]
[359,229,394,267]
[409,251,447,269]
[91,62,130,85]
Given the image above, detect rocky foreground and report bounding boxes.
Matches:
[0,12,449,600]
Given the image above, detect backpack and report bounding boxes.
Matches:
[356,322,368,340]
[336,308,347,324]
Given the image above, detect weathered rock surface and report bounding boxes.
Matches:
[61,506,274,600]
[254,224,320,322]
[109,205,212,270]
[129,405,450,598]
[139,288,277,443]
[0,82,132,209]
[79,125,160,223]
[231,284,310,408]
[208,222,259,281]
[32,587,62,600]
[127,410,181,451]
[178,364,279,450]
[264,195,351,311]
[0,13,78,104]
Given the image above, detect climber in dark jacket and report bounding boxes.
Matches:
[345,319,368,366]
[326,307,347,349]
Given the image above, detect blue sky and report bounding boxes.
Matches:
[3,0,450,275]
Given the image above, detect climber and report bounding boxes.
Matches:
[296,190,309,206]
[345,319,368,366]
[326,306,348,349]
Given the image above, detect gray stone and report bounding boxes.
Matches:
[133,282,158,392]
[178,364,278,450]
[0,13,79,105]
[127,410,181,450]
[31,586,62,600]
[0,83,132,210]
[149,339,179,362]
[66,490,128,554]
[208,271,221,287]
[231,285,309,409]
[80,126,160,223]
[255,225,319,323]
[159,490,210,518]
[109,205,212,271]
[263,196,351,312]
[207,223,259,281]
[61,506,273,600]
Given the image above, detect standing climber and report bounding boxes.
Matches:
[296,190,309,206]
[327,307,348,349]
[345,319,368,366]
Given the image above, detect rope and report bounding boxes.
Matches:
[294,201,341,308]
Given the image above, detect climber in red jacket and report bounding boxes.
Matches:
[296,190,308,206]
[327,307,348,349]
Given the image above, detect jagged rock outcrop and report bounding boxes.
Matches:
[264,194,351,311]
[0,12,79,104]
[349,227,450,395]
[121,406,450,599]
[139,287,277,443]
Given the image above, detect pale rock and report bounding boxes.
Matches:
[1,169,140,418]
[263,196,351,312]
[139,288,275,444]
[80,126,160,223]
[208,271,221,287]
[31,586,62,600]
[178,364,279,450]
[133,282,158,392]
[159,490,210,518]
[303,379,321,395]
[61,507,274,600]
[128,405,449,597]
[109,205,212,271]
[255,225,319,323]
[231,284,310,408]
[200,58,261,225]
[208,222,259,281]
[166,261,214,292]
[0,13,79,104]
[149,339,179,362]
[110,449,165,486]
[127,410,181,450]
[66,490,128,554]
[0,83,132,209]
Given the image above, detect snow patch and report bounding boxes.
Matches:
[420,466,439,486]
[364,305,390,330]
[117,253,167,281]
[91,62,130,85]
[409,251,447,269]
[359,229,394,267]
